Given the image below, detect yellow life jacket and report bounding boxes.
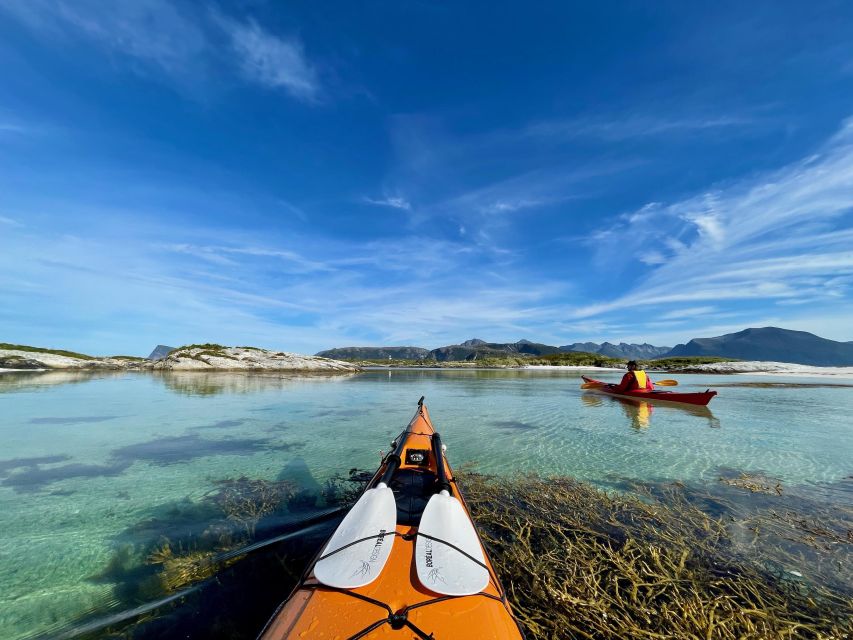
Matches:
[633,370,648,388]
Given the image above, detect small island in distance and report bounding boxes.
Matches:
[3,327,852,372]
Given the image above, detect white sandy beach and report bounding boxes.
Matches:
[524,361,853,379]
[684,361,853,379]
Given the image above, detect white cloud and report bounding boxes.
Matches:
[216,15,320,100]
[0,123,28,134]
[480,199,543,214]
[1,1,323,101]
[578,117,853,319]
[1,0,207,74]
[658,306,717,320]
[523,114,757,142]
[162,243,334,273]
[0,215,23,227]
[364,196,411,210]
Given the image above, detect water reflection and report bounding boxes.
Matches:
[581,392,720,429]
[0,370,109,393]
[153,371,356,396]
[0,370,359,396]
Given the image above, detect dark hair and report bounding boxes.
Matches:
[626,360,638,368]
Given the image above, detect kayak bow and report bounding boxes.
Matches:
[258,398,524,640]
[581,375,717,406]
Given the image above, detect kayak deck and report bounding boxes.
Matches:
[581,375,717,406]
[259,401,524,639]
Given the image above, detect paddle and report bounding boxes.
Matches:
[415,433,490,596]
[582,379,678,389]
[314,432,407,589]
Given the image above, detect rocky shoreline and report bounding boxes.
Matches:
[0,345,358,372]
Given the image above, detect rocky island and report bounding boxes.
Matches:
[0,343,358,372]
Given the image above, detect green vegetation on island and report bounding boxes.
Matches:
[352,352,736,369]
[169,344,241,362]
[0,342,96,360]
[639,356,739,370]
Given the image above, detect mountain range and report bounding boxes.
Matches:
[316,339,665,362]
[147,345,175,360]
[316,327,853,366]
[667,327,853,366]
[560,342,671,359]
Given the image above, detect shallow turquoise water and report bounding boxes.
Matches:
[1,369,851,639]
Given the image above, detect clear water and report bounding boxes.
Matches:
[1,369,851,639]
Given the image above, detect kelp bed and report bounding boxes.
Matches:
[61,471,851,639]
[461,472,852,639]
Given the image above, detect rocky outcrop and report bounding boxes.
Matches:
[148,345,358,371]
[0,344,358,372]
[0,349,139,370]
[0,355,50,370]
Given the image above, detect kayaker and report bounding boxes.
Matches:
[611,360,654,393]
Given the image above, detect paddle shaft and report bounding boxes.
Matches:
[582,379,678,389]
[432,432,452,495]
[378,429,409,486]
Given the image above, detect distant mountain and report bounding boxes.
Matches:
[560,342,670,360]
[319,338,669,362]
[561,341,600,353]
[147,345,175,360]
[427,339,561,361]
[665,327,853,366]
[315,346,430,360]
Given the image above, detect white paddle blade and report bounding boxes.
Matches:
[415,491,489,596]
[314,484,397,588]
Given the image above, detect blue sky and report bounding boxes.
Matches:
[2,1,853,356]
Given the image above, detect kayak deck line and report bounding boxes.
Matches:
[258,399,525,639]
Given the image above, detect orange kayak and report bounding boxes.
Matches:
[258,398,524,639]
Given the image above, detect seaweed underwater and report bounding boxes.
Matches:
[48,470,370,640]
[461,472,852,640]
[45,470,851,639]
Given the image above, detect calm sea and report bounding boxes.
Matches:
[1,369,851,639]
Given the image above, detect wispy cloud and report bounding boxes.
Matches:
[575,117,853,320]
[523,114,757,142]
[364,195,411,210]
[1,1,323,101]
[658,306,717,320]
[1,0,207,74]
[382,109,749,244]
[478,198,544,214]
[0,198,574,354]
[214,15,320,101]
[0,215,23,227]
[163,243,335,273]
[0,123,28,135]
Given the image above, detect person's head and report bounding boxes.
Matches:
[626,360,638,370]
